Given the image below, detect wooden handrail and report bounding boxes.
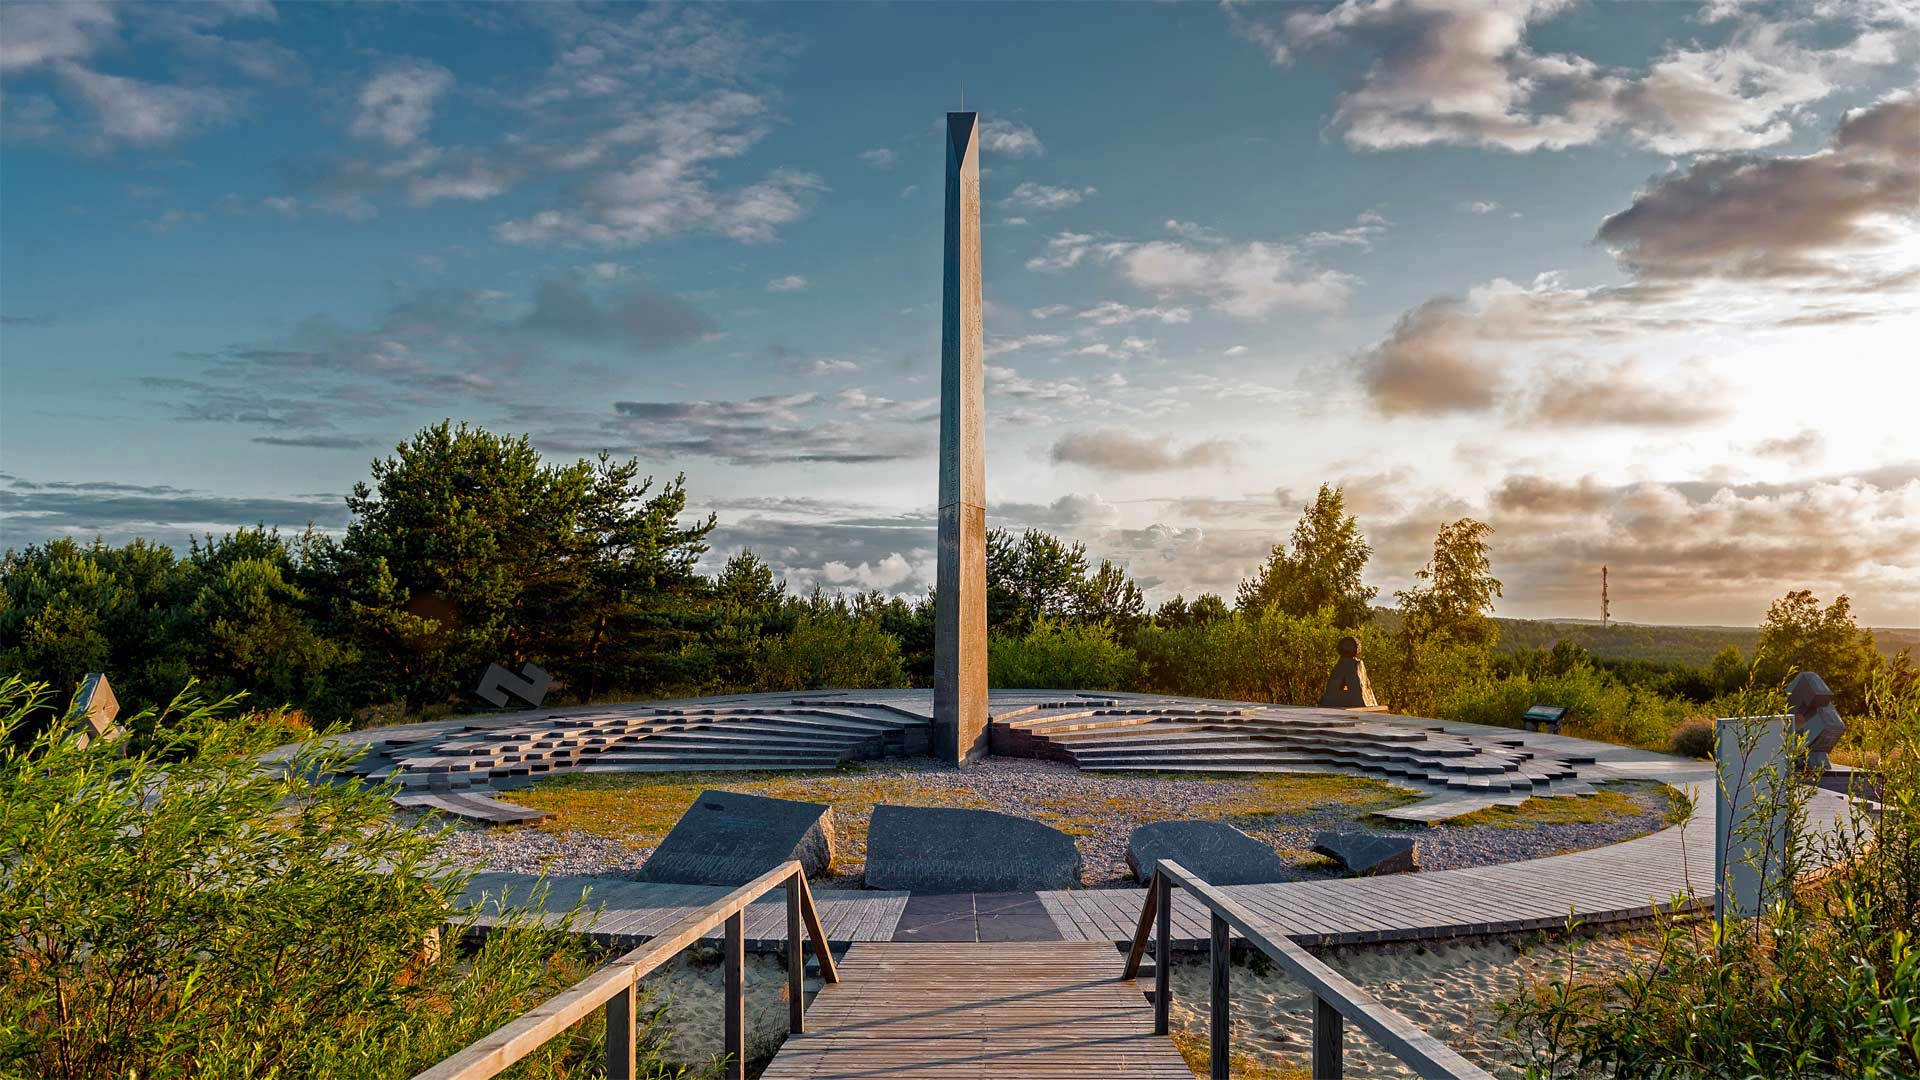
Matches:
[1124,860,1492,1080]
[413,860,838,1080]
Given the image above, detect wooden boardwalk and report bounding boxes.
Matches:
[759,942,1192,1079]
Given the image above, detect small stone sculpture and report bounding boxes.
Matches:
[1786,671,1846,779]
[1318,635,1381,709]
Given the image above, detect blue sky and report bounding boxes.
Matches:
[2,1,1917,625]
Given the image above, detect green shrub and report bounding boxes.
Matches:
[0,676,688,1080]
[1667,716,1715,758]
[989,618,1140,690]
[754,607,909,691]
[1500,674,1920,1078]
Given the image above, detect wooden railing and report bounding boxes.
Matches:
[1124,860,1492,1080]
[412,861,837,1080]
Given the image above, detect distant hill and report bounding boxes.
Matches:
[1492,617,1919,666]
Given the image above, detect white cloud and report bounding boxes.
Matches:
[1076,302,1192,326]
[408,167,510,205]
[1223,345,1248,356]
[52,61,236,144]
[497,93,822,247]
[985,333,1069,357]
[1115,238,1353,317]
[350,60,452,148]
[859,147,895,167]
[1302,209,1390,250]
[1003,181,1095,210]
[1030,304,1073,319]
[979,117,1043,156]
[1461,200,1500,214]
[0,1,115,72]
[1229,0,1915,155]
[767,274,809,292]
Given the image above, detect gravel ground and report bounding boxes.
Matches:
[427,758,1675,887]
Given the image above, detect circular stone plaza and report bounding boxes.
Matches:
[297,686,1852,1077]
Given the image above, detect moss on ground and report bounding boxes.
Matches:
[1445,785,1656,830]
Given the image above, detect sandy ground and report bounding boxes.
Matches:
[634,951,796,1072]
[1165,933,1647,1078]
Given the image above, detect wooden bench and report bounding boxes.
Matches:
[1521,704,1568,735]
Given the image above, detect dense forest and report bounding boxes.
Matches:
[3,421,1909,754]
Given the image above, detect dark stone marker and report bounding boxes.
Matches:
[637,790,834,886]
[1312,831,1419,875]
[1318,636,1382,709]
[865,805,1082,892]
[1125,821,1293,885]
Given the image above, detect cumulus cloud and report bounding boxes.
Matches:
[984,334,1069,358]
[1524,362,1729,428]
[1050,430,1238,473]
[350,60,452,148]
[1597,93,1920,282]
[1752,429,1825,465]
[767,274,809,292]
[1030,224,1350,316]
[858,147,895,167]
[1003,181,1095,210]
[1359,297,1506,416]
[1478,466,1920,623]
[1229,0,1915,154]
[979,117,1042,156]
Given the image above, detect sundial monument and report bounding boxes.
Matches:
[934,111,989,763]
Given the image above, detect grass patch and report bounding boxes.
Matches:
[1169,1029,1310,1079]
[1445,785,1656,830]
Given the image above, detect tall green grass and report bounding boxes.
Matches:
[0,677,694,1080]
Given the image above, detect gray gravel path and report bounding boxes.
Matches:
[426,758,1674,887]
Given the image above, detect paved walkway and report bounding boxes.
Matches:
[452,715,1855,949]
[758,942,1192,1079]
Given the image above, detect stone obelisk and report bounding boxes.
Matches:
[934,111,988,764]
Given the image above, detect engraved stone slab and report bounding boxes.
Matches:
[865,805,1081,892]
[1312,830,1419,875]
[637,790,834,886]
[1125,821,1292,885]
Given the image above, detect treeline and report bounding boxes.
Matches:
[2,422,1908,751]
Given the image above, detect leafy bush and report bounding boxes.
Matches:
[1667,716,1715,759]
[0,676,687,1080]
[755,602,909,691]
[1500,673,1920,1078]
[989,618,1140,690]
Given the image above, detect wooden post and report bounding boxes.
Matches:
[1210,912,1229,1080]
[1313,993,1344,1078]
[725,910,745,1080]
[604,979,636,1080]
[1154,872,1172,1036]
[787,874,805,1034]
[797,872,838,983]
